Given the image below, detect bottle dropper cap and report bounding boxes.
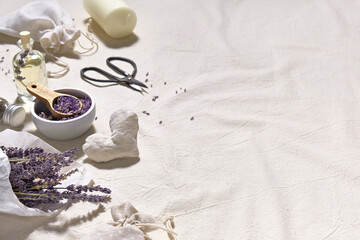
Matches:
[2,104,26,127]
[19,31,30,44]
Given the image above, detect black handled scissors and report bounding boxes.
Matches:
[80,57,148,93]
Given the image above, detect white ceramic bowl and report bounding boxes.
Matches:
[30,88,96,141]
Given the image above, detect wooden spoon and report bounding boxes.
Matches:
[26,82,83,119]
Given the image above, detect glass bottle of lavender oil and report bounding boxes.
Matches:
[12,31,48,102]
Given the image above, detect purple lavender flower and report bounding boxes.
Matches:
[1,146,111,208]
[14,67,21,74]
[66,184,76,191]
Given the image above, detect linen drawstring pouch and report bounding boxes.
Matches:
[82,201,177,240]
[0,0,97,78]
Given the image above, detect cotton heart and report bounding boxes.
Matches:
[83,109,139,162]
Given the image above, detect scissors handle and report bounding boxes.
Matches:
[107,57,137,77]
[80,67,121,83]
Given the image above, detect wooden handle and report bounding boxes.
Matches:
[26,82,61,107]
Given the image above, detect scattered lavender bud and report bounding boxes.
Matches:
[142,110,150,116]
[175,90,178,94]
[6,49,9,52]
[1,57,4,60]
[7,69,10,73]
[146,72,149,77]
[95,116,98,121]
[159,120,162,124]
[151,84,153,88]
[180,87,182,90]
[164,82,167,85]
[190,117,194,121]
[145,79,148,83]
[184,89,187,93]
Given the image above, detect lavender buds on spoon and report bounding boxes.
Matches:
[26,82,83,119]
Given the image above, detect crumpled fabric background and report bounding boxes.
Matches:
[1,0,360,239]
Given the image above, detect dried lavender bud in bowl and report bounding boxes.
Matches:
[54,96,82,114]
[41,95,92,121]
[30,88,96,141]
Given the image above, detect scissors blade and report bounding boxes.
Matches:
[129,78,148,89]
[128,83,146,93]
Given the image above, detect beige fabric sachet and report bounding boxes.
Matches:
[83,202,177,240]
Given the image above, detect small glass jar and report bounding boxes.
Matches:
[12,31,48,102]
[0,98,26,127]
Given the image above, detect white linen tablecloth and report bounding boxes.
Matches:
[0,0,360,239]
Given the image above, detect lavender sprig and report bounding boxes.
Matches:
[1,146,111,208]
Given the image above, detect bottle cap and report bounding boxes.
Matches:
[19,31,31,45]
[3,104,26,127]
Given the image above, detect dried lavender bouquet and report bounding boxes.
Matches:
[1,146,111,208]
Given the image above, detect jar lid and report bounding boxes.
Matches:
[3,104,26,127]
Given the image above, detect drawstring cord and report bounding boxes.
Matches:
[134,217,177,239]
[112,216,178,240]
[46,18,98,78]
[75,18,98,55]
[45,50,69,78]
